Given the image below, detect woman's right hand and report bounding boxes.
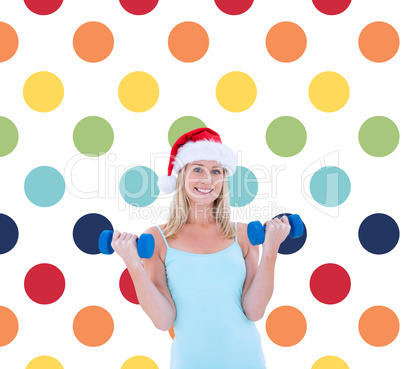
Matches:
[111,230,142,266]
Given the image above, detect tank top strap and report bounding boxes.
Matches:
[156,225,171,249]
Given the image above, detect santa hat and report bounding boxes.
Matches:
[157,127,237,194]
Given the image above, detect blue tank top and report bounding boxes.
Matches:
[156,222,266,369]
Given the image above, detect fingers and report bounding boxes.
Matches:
[112,230,121,240]
[113,231,130,242]
[272,215,290,224]
[116,232,138,242]
[267,216,290,228]
[126,234,138,242]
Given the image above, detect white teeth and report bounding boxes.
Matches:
[196,188,212,193]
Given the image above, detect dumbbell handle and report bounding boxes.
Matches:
[98,230,155,259]
[247,214,304,246]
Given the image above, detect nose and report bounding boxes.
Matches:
[200,171,212,183]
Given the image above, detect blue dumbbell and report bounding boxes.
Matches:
[98,230,155,259]
[247,214,304,246]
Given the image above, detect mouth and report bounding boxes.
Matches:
[195,187,213,194]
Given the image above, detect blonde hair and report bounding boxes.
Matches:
[162,164,235,240]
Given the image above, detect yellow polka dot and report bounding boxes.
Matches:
[216,71,257,112]
[121,355,159,369]
[118,71,159,112]
[308,71,349,112]
[311,355,349,369]
[23,72,64,112]
[26,356,63,369]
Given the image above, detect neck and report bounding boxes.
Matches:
[186,203,216,226]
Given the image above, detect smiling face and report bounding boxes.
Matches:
[183,160,225,205]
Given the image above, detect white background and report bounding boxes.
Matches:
[0,0,401,368]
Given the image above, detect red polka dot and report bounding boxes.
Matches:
[119,0,158,15]
[310,263,351,304]
[312,0,351,15]
[24,0,63,15]
[120,268,139,304]
[214,0,254,15]
[24,263,65,304]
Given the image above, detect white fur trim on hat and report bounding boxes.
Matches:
[157,173,177,194]
[172,139,237,176]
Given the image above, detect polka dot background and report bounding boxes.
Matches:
[0,1,400,368]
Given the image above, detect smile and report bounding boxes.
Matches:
[195,187,213,194]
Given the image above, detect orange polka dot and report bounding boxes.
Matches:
[266,22,307,62]
[359,306,399,347]
[73,306,114,347]
[266,306,307,346]
[359,22,399,62]
[168,22,209,63]
[0,306,19,346]
[168,325,175,339]
[0,22,18,62]
[73,22,114,63]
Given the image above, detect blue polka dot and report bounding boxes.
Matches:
[310,166,351,207]
[228,166,257,207]
[359,213,399,255]
[24,166,65,207]
[276,213,308,255]
[73,213,113,255]
[119,166,159,207]
[0,214,19,254]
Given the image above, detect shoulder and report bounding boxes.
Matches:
[235,222,260,284]
[143,224,167,262]
[234,222,253,259]
[143,224,166,239]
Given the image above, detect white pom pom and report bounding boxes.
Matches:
[157,174,177,194]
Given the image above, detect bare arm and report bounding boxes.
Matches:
[241,217,290,321]
[112,229,176,331]
[241,250,277,321]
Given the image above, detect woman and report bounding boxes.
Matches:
[111,128,290,369]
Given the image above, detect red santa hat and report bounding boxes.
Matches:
[157,127,237,194]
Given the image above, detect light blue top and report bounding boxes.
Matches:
[156,222,266,369]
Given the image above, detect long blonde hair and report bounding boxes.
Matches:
[162,164,235,240]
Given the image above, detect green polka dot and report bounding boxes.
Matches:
[266,116,307,157]
[310,166,351,207]
[73,116,114,157]
[0,117,18,157]
[24,166,65,207]
[119,166,159,207]
[228,166,257,207]
[359,116,399,157]
[168,116,206,147]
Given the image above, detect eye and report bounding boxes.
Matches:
[193,167,221,174]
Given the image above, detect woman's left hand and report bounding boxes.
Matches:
[261,216,291,257]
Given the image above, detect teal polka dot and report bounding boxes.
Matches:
[310,166,351,207]
[228,166,257,207]
[24,166,65,207]
[266,116,307,157]
[119,166,159,207]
